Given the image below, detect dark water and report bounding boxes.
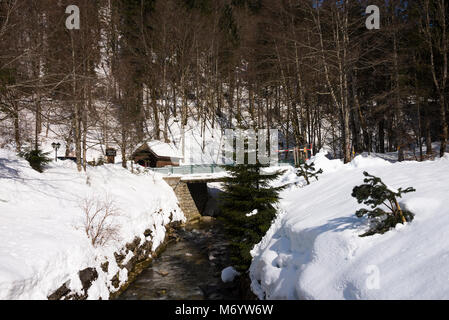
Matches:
[119,220,240,300]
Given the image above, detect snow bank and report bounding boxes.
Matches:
[0,149,184,300]
[250,151,449,299]
[221,267,240,283]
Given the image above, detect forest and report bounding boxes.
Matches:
[1,0,448,171]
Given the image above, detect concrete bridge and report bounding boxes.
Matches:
[163,175,226,222]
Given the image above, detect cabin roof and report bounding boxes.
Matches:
[133,141,182,159]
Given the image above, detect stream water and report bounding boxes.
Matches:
[119,219,241,300]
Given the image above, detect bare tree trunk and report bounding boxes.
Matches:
[121,127,127,169]
[82,105,87,171]
[71,33,82,172]
[378,119,385,154]
[351,71,366,153]
[425,115,433,155]
[423,0,448,156]
[151,88,160,140]
[82,72,91,171]
[438,97,448,156]
[13,103,21,152]
[181,74,188,126]
[392,31,404,162]
[35,95,41,151]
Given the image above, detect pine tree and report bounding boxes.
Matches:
[296,162,323,185]
[352,171,416,237]
[19,148,52,173]
[219,163,285,271]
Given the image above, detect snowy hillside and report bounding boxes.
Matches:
[0,112,229,167]
[157,117,228,165]
[0,149,184,300]
[250,151,449,299]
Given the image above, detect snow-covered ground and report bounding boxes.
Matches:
[4,118,449,300]
[0,149,184,300]
[250,151,449,300]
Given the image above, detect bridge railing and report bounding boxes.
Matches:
[149,164,227,175]
[148,162,294,175]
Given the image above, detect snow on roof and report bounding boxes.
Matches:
[145,140,183,159]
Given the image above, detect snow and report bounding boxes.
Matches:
[146,140,183,159]
[163,117,230,165]
[221,267,240,283]
[0,148,184,300]
[179,172,228,181]
[246,209,258,217]
[250,151,449,300]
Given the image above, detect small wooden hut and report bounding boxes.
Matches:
[132,141,182,168]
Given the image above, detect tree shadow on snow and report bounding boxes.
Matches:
[0,158,21,179]
[0,158,84,203]
[263,215,367,299]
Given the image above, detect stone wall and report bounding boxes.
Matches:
[163,177,203,222]
[47,216,181,300]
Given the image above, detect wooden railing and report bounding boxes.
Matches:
[149,162,293,175]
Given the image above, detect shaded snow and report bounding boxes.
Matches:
[221,267,240,283]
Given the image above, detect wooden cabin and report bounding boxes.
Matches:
[132,141,182,168]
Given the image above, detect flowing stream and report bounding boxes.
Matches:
[119,219,241,300]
